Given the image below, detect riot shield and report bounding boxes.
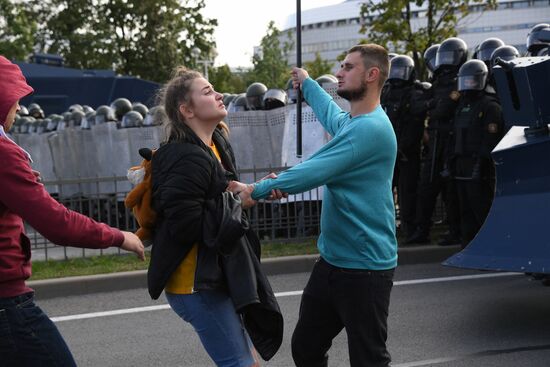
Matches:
[48,129,82,198]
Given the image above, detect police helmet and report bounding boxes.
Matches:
[28,103,45,119]
[472,43,481,60]
[18,105,29,116]
[388,52,398,60]
[70,110,85,127]
[27,118,38,134]
[458,60,488,92]
[423,44,440,73]
[82,105,95,114]
[389,55,415,82]
[95,105,117,124]
[223,94,237,107]
[477,38,505,64]
[68,104,84,113]
[12,116,23,134]
[110,98,132,120]
[315,74,338,87]
[435,37,468,69]
[42,118,53,132]
[35,119,47,134]
[131,102,149,119]
[81,111,96,130]
[490,45,520,69]
[18,117,32,134]
[263,89,288,110]
[228,93,248,112]
[286,78,297,104]
[46,115,62,132]
[121,110,143,128]
[246,82,268,110]
[143,106,167,127]
[527,23,550,55]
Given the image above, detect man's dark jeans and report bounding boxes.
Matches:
[292,258,394,367]
[0,292,76,366]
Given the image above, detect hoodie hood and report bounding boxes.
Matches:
[0,56,34,126]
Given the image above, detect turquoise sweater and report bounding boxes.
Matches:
[252,78,397,269]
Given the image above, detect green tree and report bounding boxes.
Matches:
[249,21,293,89]
[0,0,37,61]
[304,52,334,79]
[36,0,217,83]
[208,64,248,94]
[360,0,496,78]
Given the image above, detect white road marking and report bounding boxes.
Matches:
[50,272,520,323]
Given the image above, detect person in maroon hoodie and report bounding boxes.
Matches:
[0,56,145,366]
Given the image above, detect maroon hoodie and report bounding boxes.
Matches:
[0,56,124,297]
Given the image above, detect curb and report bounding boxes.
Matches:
[30,245,461,300]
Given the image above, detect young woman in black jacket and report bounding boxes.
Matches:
[148,67,282,366]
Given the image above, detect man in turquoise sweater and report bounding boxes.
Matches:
[235,44,397,366]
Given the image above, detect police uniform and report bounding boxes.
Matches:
[408,68,462,244]
[453,92,503,247]
[382,80,429,238]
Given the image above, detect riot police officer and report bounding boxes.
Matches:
[452,59,504,248]
[263,89,288,110]
[120,110,143,128]
[407,38,467,245]
[423,44,440,81]
[382,55,431,239]
[142,106,167,126]
[476,38,504,92]
[95,105,117,125]
[526,23,550,56]
[110,98,133,120]
[488,45,520,110]
[131,102,149,119]
[227,93,248,112]
[315,74,338,87]
[490,45,520,68]
[28,103,45,119]
[245,82,268,110]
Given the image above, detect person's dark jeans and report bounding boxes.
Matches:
[0,292,76,367]
[291,258,394,367]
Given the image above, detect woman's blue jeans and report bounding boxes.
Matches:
[166,289,256,367]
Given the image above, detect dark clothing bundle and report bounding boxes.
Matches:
[148,124,283,360]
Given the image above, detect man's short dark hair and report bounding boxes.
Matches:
[347,44,389,89]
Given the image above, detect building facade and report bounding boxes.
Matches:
[280,0,550,71]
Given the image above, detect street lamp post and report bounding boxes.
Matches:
[191,47,215,80]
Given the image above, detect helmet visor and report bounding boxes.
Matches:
[389,65,413,80]
[436,50,459,67]
[458,75,486,91]
[478,47,497,62]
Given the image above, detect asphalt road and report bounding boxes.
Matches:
[37,263,550,366]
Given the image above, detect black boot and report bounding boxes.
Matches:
[405,227,430,245]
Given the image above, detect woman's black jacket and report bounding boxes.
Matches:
[148,125,283,360]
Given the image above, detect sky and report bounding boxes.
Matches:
[201,0,344,68]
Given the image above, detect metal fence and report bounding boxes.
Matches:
[29,166,324,261]
[28,166,446,261]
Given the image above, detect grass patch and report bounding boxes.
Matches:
[30,254,150,281]
[30,239,319,281]
[262,239,318,258]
